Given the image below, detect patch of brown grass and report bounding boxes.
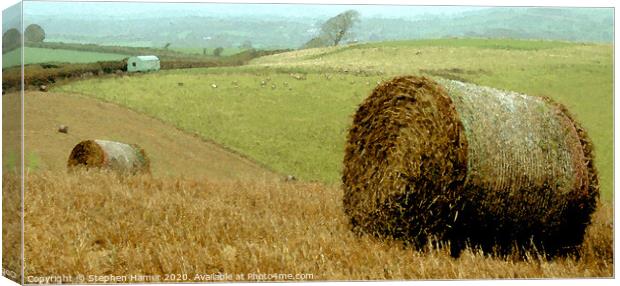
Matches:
[2,172,21,283]
[4,171,613,281]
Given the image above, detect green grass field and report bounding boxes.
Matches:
[2,47,128,68]
[55,38,613,199]
[169,47,249,56]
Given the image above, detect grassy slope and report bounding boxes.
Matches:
[57,69,367,183]
[2,47,129,68]
[2,92,275,180]
[55,39,613,199]
[6,170,612,280]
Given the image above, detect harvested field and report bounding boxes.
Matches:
[1,170,611,281]
[343,76,599,257]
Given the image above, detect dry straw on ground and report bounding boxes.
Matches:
[0,170,612,281]
[67,139,150,174]
[342,76,599,257]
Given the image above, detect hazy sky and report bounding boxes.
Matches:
[23,1,486,19]
[2,2,21,31]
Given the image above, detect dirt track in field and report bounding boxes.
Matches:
[2,91,276,180]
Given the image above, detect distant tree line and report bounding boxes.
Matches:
[2,48,291,91]
[25,41,199,59]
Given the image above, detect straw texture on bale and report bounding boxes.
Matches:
[67,140,150,174]
[342,76,598,257]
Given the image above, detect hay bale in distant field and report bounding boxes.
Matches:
[342,75,599,257]
[67,140,150,174]
[58,125,68,134]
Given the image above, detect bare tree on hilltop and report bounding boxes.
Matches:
[302,10,360,49]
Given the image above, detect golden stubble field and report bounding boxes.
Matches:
[1,170,613,282]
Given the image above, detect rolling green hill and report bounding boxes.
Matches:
[55,39,613,199]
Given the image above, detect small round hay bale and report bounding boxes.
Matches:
[342,75,598,257]
[67,140,150,174]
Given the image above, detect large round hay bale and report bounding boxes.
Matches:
[67,140,150,174]
[342,75,598,257]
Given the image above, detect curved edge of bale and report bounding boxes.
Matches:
[541,97,600,256]
[541,97,599,204]
[342,75,469,248]
[131,143,152,175]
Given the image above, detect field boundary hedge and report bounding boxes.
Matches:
[2,48,290,91]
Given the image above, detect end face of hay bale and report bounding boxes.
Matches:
[67,140,150,174]
[342,76,468,246]
[67,140,105,168]
[342,75,599,257]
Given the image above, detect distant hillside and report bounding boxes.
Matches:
[352,8,612,43]
[26,15,316,49]
[392,7,613,43]
[23,7,612,49]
